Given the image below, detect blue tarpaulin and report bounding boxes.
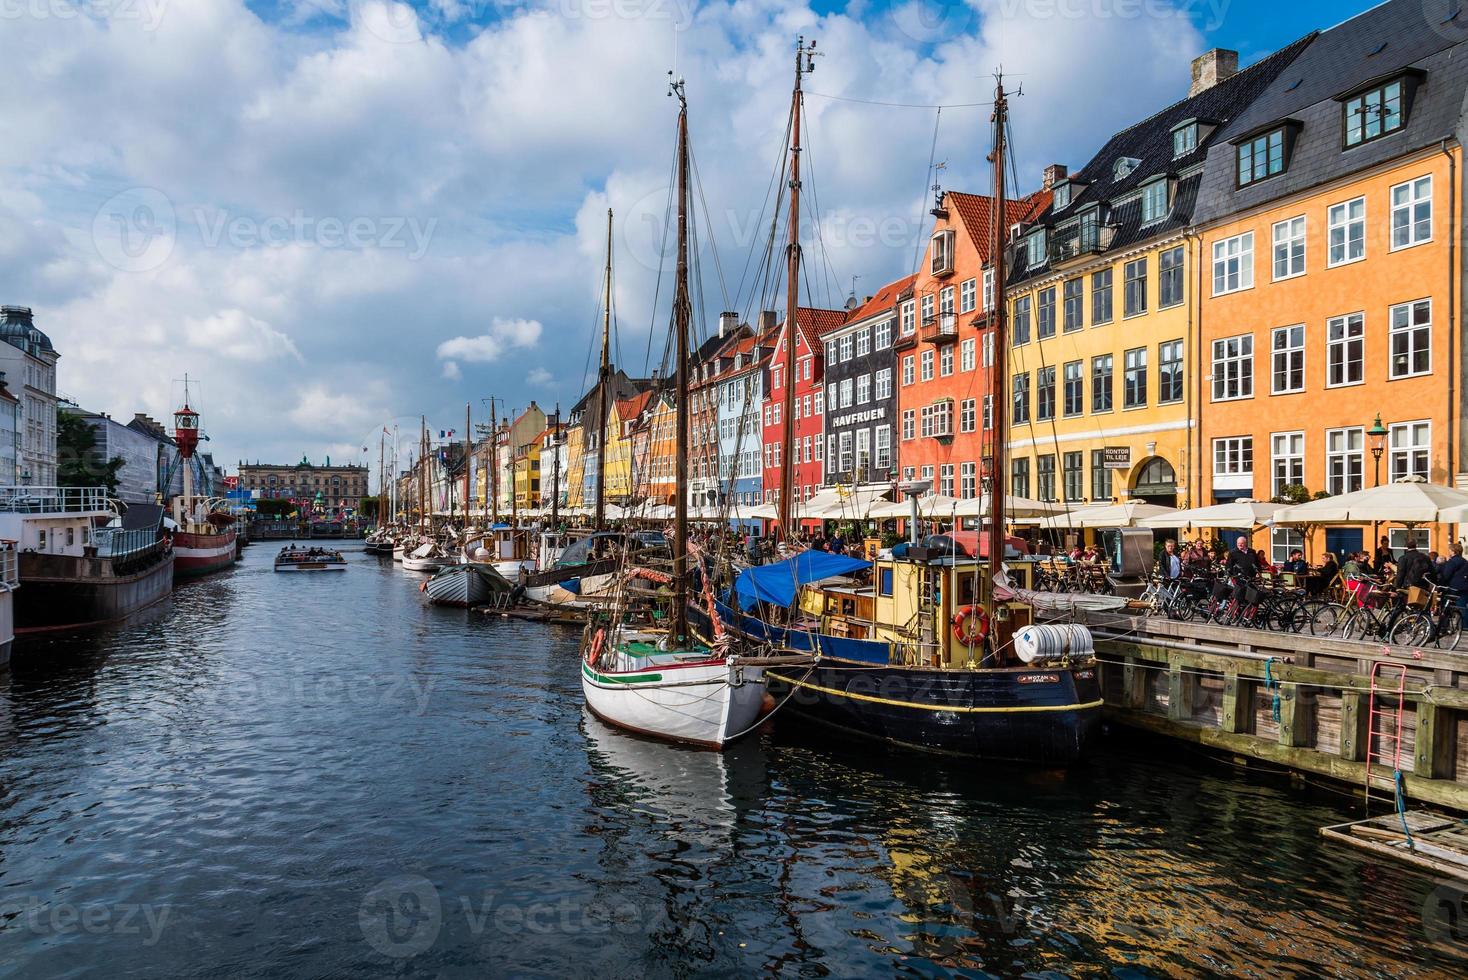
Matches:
[734,551,871,611]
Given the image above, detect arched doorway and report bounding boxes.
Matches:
[1129,456,1177,508]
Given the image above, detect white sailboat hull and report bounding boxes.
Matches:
[401,556,445,572]
[580,642,767,749]
[424,565,498,606]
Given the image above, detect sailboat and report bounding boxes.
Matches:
[693,70,1104,765]
[579,77,798,750]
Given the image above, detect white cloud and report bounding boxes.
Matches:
[436,317,543,363]
[527,367,553,386]
[188,308,302,362]
[442,359,461,380]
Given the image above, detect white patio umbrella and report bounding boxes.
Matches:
[1137,498,1285,529]
[1271,477,1468,524]
[868,494,963,520]
[746,502,779,520]
[949,494,1066,520]
[1035,501,1177,529]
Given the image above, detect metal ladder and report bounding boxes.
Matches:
[1365,660,1409,815]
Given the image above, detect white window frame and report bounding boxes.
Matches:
[901,355,914,387]
[1326,312,1365,388]
[939,346,954,378]
[901,409,915,441]
[1211,334,1254,402]
[1325,426,1364,496]
[1328,196,1366,267]
[855,329,871,358]
[874,425,891,468]
[960,277,976,314]
[1388,298,1432,380]
[874,368,892,401]
[874,319,892,350]
[1211,232,1254,296]
[855,374,871,405]
[920,349,934,382]
[1271,324,1305,395]
[982,269,995,311]
[838,335,853,362]
[960,397,976,433]
[900,300,916,336]
[1389,420,1431,482]
[1271,431,1304,497]
[1212,436,1253,491]
[1390,175,1433,251]
[1272,215,1306,281]
[960,338,976,373]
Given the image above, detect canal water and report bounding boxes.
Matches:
[1,543,1465,977]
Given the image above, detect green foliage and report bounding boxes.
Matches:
[57,410,123,492]
[1271,484,1313,505]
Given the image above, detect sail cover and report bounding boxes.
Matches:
[734,552,871,611]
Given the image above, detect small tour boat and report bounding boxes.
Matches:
[274,546,347,572]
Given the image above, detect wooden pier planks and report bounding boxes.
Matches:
[1322,810,1468,881]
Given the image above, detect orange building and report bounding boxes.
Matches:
[1193,2,1464,559]
[896,189,1047,498]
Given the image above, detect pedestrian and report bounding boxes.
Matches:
[1373,535,1394,576]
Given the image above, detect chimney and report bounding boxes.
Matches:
[1042,164,1067,190]
[718,311,738,337]
[758,310,777,332]
[1189,48,1238,97]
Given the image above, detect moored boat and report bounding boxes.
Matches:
[401,540,447,572]
[274,545,348,572]
[423,562,511,607]
[168,392,238,580]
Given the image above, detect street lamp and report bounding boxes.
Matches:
[1368,413,1388,557]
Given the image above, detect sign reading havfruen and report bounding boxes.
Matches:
[1102,447,1131,470]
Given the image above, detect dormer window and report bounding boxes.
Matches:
[1140,177,1171,225]
[1052,181,1071,210]
[1343,77,1403,147]
[1025,229,1046,269]
[1113,157,1141,181]
[930,230,955,276]
[1233,122,1299,188]
[1172,121,1198,158]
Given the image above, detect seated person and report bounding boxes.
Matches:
[1281,550,1309,576]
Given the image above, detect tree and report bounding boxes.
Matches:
[57,410,124,492]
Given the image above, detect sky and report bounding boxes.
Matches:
[0,0,1387,484]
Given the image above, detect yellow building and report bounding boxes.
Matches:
[563,420,585,509]
[1006,45,1309,515]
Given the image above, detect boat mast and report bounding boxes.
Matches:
[463,403,471,530]
[378,432,385,528]
[419,416,427,530]
[551,401,562,527]
[987,77,1010,584]
[671,77,691,644]
[595,209,614,529]
[510,407,519,530]
[490,399,499,523]
[778,38,813,540]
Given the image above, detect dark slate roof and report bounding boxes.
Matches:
[1195,0,1468,224]
[1012,32,1314,285]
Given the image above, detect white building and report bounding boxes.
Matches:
[0,307,59,487]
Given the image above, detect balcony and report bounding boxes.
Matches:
[1048,224,1117,270]
[919,312,959,346]
[0,486,110,514]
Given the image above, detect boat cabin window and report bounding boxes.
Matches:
[878,568,893,597]
[67,527,75,547]
[956,575,977,605]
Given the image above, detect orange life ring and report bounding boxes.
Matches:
[952,605,990,648]
[586,628,606,665]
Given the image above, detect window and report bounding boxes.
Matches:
[1037,455,1057,501]
[1236,127,1285,186]
[1326,427,1364,495]
[1122,347,1147,409]
[900,300,916,336]
[960,398,977,433]
[1173,122,1197,158]
[1124,258,1147,317]
[940,463,954,497]
[1213,436,1254,477]
[1271,431,1304,496]
[1091,268,1113,325]
[1114,157,1140,180]
[930,229,955,275]
[1344,78,1404,148]
[960,338,976,372]
[960,277,977,313]
[1090,449,1113,500]
[960,461,976,499]
[1271,325,1305,394]
[1389,299,1431,378]
[939,346,954,377]
[874,319,892,349]
[1063,360,1083,417]
[1036,366,1056,421]
[983,269,995,311]
[1063,278,1084,332]
[1159,246,1184,308]
[1271,528,1305,566]
[1328,197,1366,266]
[875,426,891,468]
[902,409,915,441]
[856,374,871,404]
[855,329,871,357]
[982,332,994,368]
[1391,176,1432,250]
[1390,421,1430,481]
[920,401,953,438]
[1026,229,1046,269]
[939,285,955,314]
[1011,458,1030,498]
[920,349,934,382]
[1327,312,1365,387]
[1211,232,1254,295]
[1037,287,1056,339]
[1013,296,1031,344]
[1063,451,1085,501]
[1158,339,1183,403]
[1272,216,1306,280]
[1211,334,1254,401]
[902,355,914,386]
[1141,179,1169,224]
[921,293,935,326]
[1091,354,1113,413]
[982,395,992,430]
[875,368,892,400]
[855,429,871,474]
[1053,182,1071,210]
[838,431,852,472]
[1012,373,1030,425]
[839,378,853,408]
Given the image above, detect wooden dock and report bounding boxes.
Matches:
[1064,610,1468,813]
[1322,810,1468,881]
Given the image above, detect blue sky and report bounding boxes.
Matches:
[0,0,1390,479]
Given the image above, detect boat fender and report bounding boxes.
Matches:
[952,605,990,647]
[586,628,605,666]
[1014,624,1094,664]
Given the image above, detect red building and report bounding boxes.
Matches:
[762,306,847,512]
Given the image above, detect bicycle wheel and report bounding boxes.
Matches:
[1389,612,1432,647]
[1340,610,1371,641]
[1306,602,1346,637]
[1435,608,1463,651]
